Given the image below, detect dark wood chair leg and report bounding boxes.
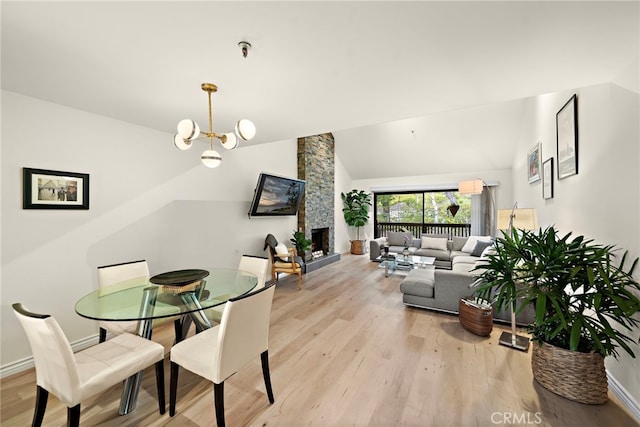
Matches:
[169,362,179,416]
[173,318,183,344]
[32,385,48,427]
[180,315,193,340]
[98,327,107,343]
[155,360,166,414]
[261,350,275,404]
[67,404,80,427]
[214,381,225,427]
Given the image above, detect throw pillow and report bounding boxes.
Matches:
[420,236,448,251]
[388,231,412,247]
[452,236,468,251]
[461,236,492,253]
[275,242,290,261]
[480,245,496,258]
[470,240,493,257]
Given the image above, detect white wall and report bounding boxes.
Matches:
[1,91,299,367]
[511,83,640,406]
[334,152,353,255]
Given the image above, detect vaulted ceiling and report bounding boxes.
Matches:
[2,1,638,179]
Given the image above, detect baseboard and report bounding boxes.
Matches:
[608,370,640,423]
[0,334,98,379]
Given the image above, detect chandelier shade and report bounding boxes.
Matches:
[201,149,222,168]
[235,119,256,141]
[173,83,255,168]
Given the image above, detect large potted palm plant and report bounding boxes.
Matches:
[341,189,372,255]
[473,226,640,404]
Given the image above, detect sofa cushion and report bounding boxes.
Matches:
[453,255,479,266]
[388,231,413,247]
[452,262,475,274]
[399,269,435,298]
[470,240,493,257]
[452,236,468,251]
[420,236,448,251]
[461,236,492,253]
[414,247,449,261]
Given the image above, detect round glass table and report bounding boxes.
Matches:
[75,267,258,415]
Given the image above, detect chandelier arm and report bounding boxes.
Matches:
[207,88,214,136]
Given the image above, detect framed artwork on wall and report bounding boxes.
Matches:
[542,158,554,200]
[23,168,90,210]
[556,94,578,179]
[527,142,541,183]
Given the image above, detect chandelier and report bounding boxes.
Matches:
[173,83,256,168]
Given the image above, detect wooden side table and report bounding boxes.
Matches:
[459,297,493,336]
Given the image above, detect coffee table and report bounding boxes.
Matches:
[376,254,436,277]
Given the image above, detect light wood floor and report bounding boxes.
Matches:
[2,254,638,426]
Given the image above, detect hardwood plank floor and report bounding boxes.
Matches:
[2,254,638,426]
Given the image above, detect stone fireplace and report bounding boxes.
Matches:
[297,133,341,273]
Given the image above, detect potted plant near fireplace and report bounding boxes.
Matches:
[341,189,372,255]
[473,226,640,404]
[290,230,312,260]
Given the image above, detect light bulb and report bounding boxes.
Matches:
[201,150,222,168]
[174,133,192,151]
[235,119,256,141]
[221,133,238,150]
[177,119,200,140]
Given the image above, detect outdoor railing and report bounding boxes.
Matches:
[375,222,471,240]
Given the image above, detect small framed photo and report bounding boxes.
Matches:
[527,142,541,183]
[556,94,578,179]
[542,158,554,200]
[23,168,90,210]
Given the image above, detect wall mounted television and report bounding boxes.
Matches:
[248,172,306,217]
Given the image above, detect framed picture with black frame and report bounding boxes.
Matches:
[542,158,554,200]
[527,142,541,183]
[556,94,578,179]
[23,167,90,210]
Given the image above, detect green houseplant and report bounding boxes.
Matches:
[290,230,312,259]
[341,189,372,255]
[473,226,640,404]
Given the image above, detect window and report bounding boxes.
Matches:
[374,190,471,238]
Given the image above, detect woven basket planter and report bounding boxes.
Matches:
[458,298,493,336]
[531,341,608,404]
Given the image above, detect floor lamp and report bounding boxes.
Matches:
[496,203,538,351]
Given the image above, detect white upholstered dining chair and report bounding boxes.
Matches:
[169,283,276,426]
[12,303,166,427]
[238,254,270,289]
[206,255,270,324]
[97,259,149,342]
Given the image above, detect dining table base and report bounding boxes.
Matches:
[117,285,215,415]
[118,287,157,415]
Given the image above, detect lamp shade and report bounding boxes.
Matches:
[497,208,538,230]
[235,119,256,141]
[458,179,484,195]
[221,133,238,150]
[174,134,192,151]
[176,119,200,140]
[201,150,222,168]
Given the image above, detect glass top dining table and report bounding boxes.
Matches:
[75,267,258,324]
[74,267,258,415]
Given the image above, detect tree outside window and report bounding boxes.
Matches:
[375,191,471,225]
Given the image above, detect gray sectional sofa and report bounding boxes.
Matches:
[372,232,533,324]
[370,231,493,269]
